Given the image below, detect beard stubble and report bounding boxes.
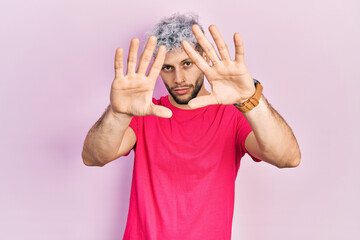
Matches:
[164,74,204,105]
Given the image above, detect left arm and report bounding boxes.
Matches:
[243,95,301,168]
[182,24,300,168]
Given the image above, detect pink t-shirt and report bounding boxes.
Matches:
[122,96,258,240]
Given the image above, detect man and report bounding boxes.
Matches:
[82,13,300,240]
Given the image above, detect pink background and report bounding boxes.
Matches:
[1,0,359,239]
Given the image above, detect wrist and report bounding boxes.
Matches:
[234,79,263,113]
[236,78,258,103]
[109,106,133,121]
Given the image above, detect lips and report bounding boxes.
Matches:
[173,88,190,95]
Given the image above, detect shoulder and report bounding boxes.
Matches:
[197,104,244,130]
[217,104,244,120]
[218,105,250,133]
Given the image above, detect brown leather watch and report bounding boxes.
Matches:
[234,80,263,113]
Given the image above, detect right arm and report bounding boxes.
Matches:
[82,37,171,167]
[82,106,136,167]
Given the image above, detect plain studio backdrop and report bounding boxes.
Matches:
[0,0,359,239]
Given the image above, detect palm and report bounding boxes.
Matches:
[110,37,172,118]
[182,25,255,109]
[111,74,156,116]
[206,61,253,105]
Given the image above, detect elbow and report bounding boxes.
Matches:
[82,150,105,167]
[278,157,301,168]
[277,151,301,169]
[291,155,301,167]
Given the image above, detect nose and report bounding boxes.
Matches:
[174,69,185,85]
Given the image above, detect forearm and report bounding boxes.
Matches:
[243,96,301,168]
[82,105,133,166]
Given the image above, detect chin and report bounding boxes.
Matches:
[172,93,193,105]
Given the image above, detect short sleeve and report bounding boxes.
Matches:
[235,111,262,162]
[129,116,138,136]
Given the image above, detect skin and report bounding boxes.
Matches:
[160,50,209,108]
[181,24,300,168]
[82,25,301,168]
[82,37,169,166]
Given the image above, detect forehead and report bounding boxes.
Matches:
[163,49,190,64]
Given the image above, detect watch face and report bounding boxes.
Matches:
[253,78,260,85]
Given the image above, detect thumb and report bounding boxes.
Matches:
[150,104,173,118]
[188,95,218,109]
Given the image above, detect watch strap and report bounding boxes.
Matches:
[234,81,263,113]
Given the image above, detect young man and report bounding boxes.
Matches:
[82,13,300,240]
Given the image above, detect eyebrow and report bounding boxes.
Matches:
[162,58,192,67]
[180,58,192,63]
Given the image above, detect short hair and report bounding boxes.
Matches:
[147,12,204,57]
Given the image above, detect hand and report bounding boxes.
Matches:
[181,24,256,109]
[110,36,172,118]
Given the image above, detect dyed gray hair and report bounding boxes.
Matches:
[147,13,204,57]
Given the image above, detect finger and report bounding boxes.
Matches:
[182,40,212,74]
[191,24,220,64]
[234,33,245,63]
[148,45,166,80]
[114,48,124,79]
[208,25,231,61]
[150,104,173,118]
[188,95,218,109]
[137,36,157,74]
[126,38,139,74]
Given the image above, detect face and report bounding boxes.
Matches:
[160,49,206,106]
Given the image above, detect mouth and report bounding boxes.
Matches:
[172,87,191,95]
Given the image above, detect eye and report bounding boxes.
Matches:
[184,62,192,67]
[162,65,173,72]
